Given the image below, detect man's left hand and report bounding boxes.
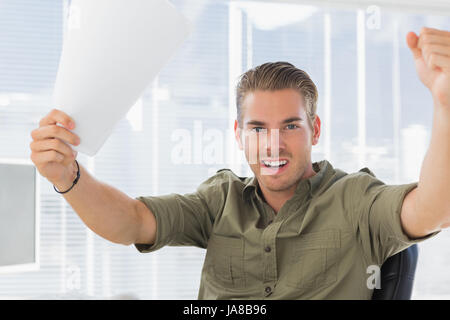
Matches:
[407,27,450,107]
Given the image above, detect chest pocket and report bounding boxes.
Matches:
[287,230,341,289]
[204,234,246,288]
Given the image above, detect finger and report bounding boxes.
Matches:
[420,27,450,38]
[31,150,65,166]
[31,124,80,146]
[407,31,422,60]
[427,53,450,70]
[417,34,450,51]
[422,44,450,66]
[30,138,76,160]
[39,108,76,130]
[418,34,450,48]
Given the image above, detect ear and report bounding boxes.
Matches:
[234,119,244,150]
[311,115,321,145]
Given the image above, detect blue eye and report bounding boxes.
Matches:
[286,124,298,130]
[252,127,266,133]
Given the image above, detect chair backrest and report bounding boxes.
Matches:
[371,244,418,300]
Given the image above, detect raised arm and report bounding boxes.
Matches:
[30,108,156,246]
[401,27,450,238]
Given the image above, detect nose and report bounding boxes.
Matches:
[260,128,285,158]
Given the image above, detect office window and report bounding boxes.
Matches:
[0,0,449,299]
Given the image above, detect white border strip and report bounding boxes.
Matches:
[234,0,450,16]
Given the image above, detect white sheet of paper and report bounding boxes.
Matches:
[52,0,191,156]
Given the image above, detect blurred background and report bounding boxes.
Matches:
[0,0,449,299]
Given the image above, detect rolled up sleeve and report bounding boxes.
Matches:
[134,173,227,253]
[351,169,441,265]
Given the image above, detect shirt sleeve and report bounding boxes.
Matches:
[133,172,228,253]
[350,168,441,265]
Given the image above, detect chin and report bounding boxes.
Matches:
[263,161,309,190]
[263,177,296,192]
[257,168,298,192]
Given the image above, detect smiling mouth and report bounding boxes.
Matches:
[260,159,289,169]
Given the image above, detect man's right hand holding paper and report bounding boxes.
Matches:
[30,108,80,190]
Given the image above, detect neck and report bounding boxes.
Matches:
[259,162,317,214]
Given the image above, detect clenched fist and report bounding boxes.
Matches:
[407,27,450,107]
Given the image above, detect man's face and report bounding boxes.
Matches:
[235,89,320,193]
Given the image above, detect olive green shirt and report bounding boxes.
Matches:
[134,160,439,299]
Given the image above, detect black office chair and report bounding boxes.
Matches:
[371,244,419,300]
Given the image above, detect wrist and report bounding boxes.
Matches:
[432,91,450,110]
[54,161,79,192]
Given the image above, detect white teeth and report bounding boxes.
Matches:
[263,160,287,167]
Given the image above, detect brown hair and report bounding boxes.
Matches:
[236,61,318,129]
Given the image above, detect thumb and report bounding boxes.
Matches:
[406,31,422,60]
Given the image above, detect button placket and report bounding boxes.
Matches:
[261,202,275,227]
[261,221,282,288]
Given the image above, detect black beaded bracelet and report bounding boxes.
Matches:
[53,160,80,194]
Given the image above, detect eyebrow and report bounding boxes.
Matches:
[245,117,303,126]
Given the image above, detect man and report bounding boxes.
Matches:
[30,27,450,299]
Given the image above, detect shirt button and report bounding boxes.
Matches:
[265,286,272,294]
[265,246,271,253]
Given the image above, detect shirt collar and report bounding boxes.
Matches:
[242,160,334,202]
